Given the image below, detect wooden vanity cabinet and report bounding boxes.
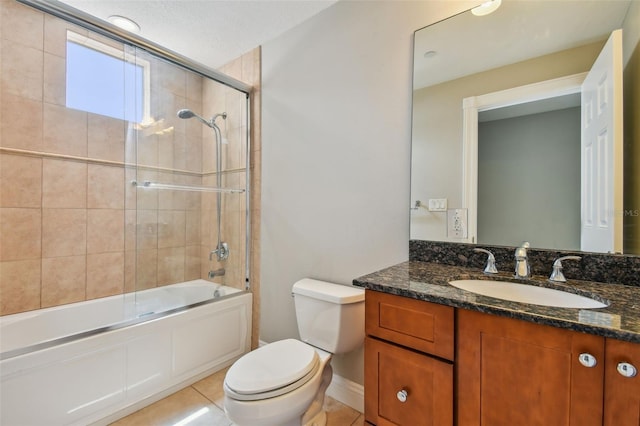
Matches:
[364,291,640,426]
[364,290,454,426]
[457,309,605,426]
[604,338,640,426]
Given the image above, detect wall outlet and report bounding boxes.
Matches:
[447,208,468,238]
[428,198,448,212]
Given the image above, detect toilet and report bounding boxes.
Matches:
[223,278,365,426]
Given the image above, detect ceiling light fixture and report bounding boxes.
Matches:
[471,0,502,17]
[107,15,141,33]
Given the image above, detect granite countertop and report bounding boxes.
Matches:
[353,260,640,343]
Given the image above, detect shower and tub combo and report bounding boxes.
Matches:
[0,281,252,425]
[1,101,252,423]
[0,1,254,424]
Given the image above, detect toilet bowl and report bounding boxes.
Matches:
[224,339,332,426]
[223,279,365,426]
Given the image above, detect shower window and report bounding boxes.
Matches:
[65,31,151,124]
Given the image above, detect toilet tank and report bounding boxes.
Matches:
[292,278,365,354]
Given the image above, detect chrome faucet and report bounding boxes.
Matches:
[514,242,530,279]
[549,256,581,282]
[209,242,229,261]
[473,248,498,274]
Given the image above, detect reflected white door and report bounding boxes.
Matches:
[580,29,623,253]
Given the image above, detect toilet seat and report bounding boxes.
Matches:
[224,339,320,401]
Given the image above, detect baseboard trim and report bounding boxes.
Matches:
[326,374,364,414]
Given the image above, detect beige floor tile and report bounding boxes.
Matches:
[325,397,362,426]
[110,387,231,426]
[192,366,229,408]
[113,370,364,426]
[350,414,366,426]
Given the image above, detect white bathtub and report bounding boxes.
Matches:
[0,280,252,425]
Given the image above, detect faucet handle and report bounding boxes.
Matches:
[515,241,530,258]
[474,248,498,274]
[549,256,582,282]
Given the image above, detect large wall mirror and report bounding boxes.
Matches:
[410,0,640,255]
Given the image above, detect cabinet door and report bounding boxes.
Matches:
[457,310,604,426]
[604,338,640,426]
[365,337,453,426]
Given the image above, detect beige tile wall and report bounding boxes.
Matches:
[0,1,260,317]
[216,48,262,349]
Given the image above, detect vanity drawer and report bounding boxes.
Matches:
[365,290,454,360]
[365,337,453,426]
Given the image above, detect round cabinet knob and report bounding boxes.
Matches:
[579,353,597,368]
[397,389,408,403]
[617,362,637,378]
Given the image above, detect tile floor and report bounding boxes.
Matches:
[111,367,365,426]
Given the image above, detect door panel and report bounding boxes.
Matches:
[581,29,624,253]
[457,310,604,426]
[604,339,640,426]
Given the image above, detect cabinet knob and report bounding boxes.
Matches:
[617,362,637,378]
[578,353,597,368]
[396,389,408,403]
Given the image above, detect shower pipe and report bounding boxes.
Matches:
[178,109,229,264]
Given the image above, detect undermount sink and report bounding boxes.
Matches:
[449,279,608,309]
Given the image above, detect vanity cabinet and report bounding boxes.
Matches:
[457,309,605,426]
[364,290,454,425]
[604,339,640,426]
[363,290,640,426]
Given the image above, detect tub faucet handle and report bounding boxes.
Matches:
[474,248,498,274]
[549,256,581,283]
[209,242,229,261]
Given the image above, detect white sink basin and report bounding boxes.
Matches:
[449,280,607,309]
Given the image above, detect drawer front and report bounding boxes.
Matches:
[365,337,453,426]
[365,290,454,360]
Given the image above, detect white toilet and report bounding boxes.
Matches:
[223,278,365,426]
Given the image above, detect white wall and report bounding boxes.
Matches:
[260,0,476,386]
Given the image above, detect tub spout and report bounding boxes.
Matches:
[208,268,225,279]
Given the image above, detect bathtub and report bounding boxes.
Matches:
[0,279,252,425]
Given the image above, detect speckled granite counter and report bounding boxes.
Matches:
[353,261,640,344]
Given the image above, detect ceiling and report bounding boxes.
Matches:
[58,0,338,69]
[414,0,633,90]
[57,0,634,86]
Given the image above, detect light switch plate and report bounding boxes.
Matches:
[428,198,448,212]
[447,208,468,238]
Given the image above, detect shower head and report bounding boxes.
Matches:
[177,109,226,129]
[177,109,196,119]
[177,108,214,128]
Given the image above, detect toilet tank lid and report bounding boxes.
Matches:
[292,278,365,304]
